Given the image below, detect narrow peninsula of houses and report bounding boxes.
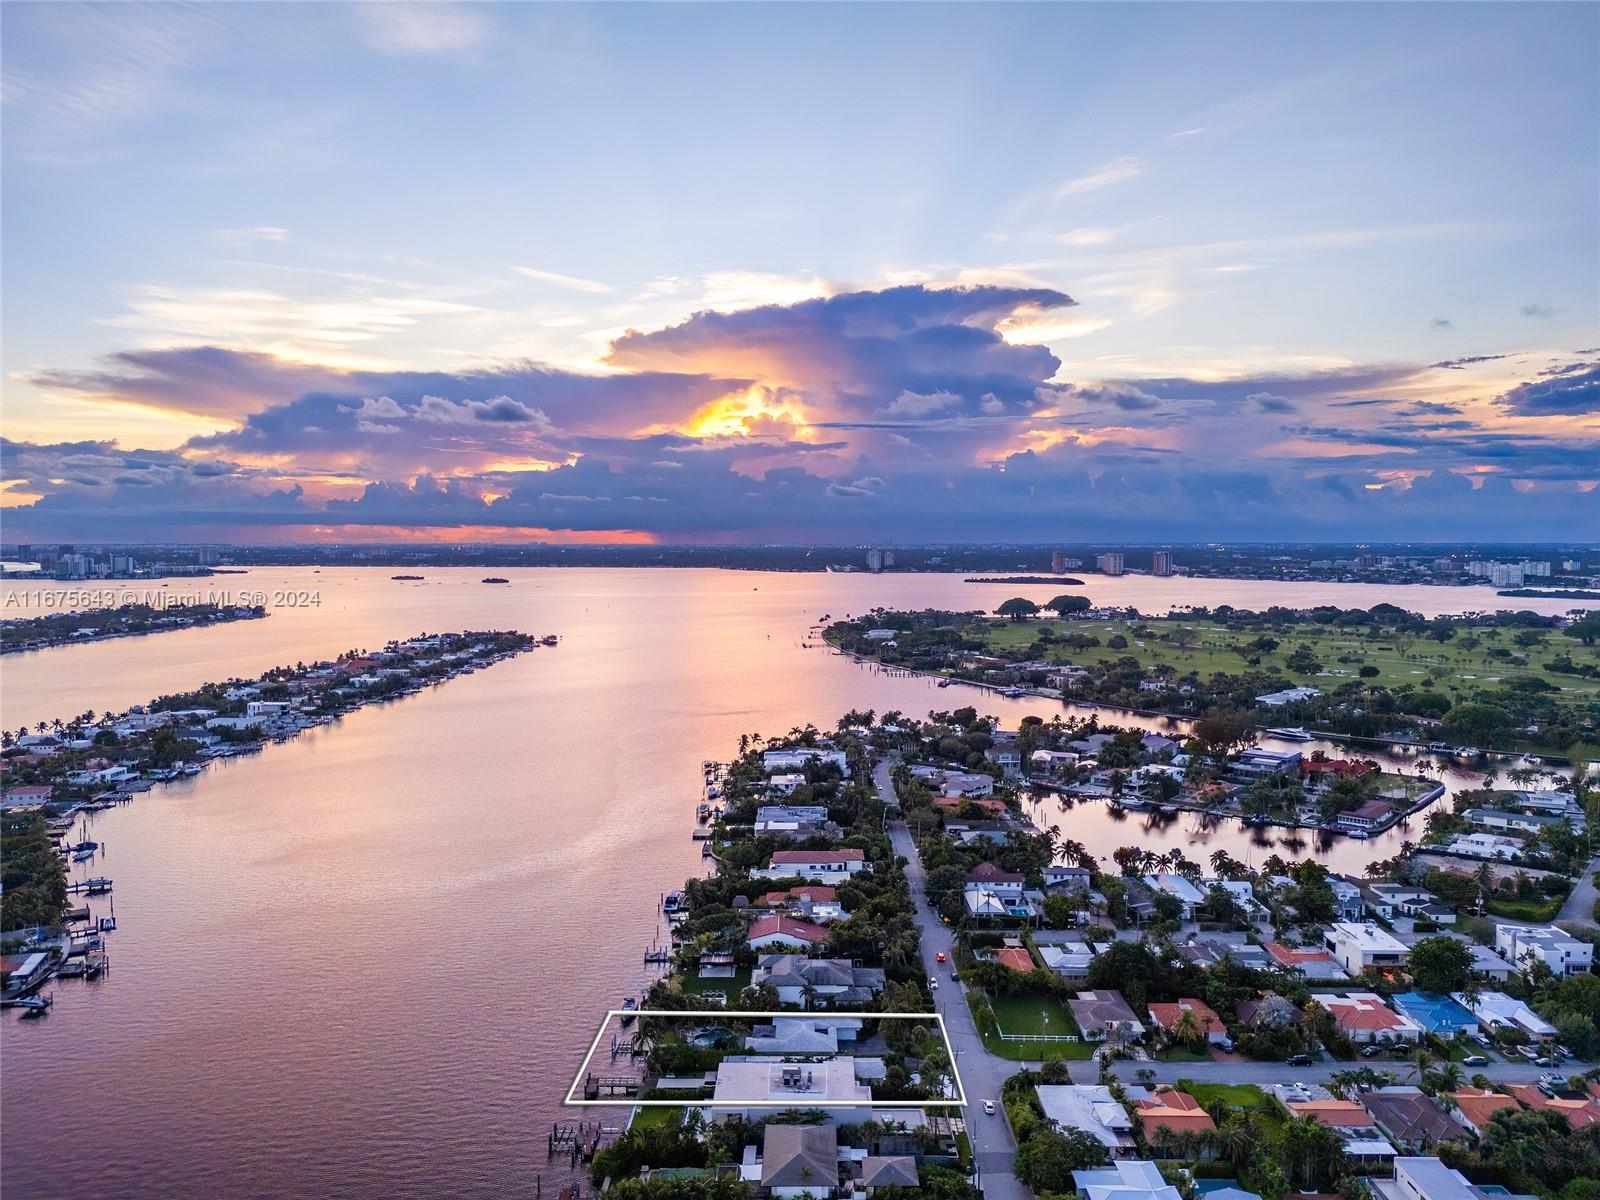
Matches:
[1,600,267,655]
[1,629,548,1009]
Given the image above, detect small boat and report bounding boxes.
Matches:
[619,998,638,1026]
[696,803,710,821]
[1457,746,1482,759]
[1158,804,1179,817]
[707,786,722,800]
[541,635,558,646]
[1264,726,1315,742]
[481,577,510,584]
[72,848,95,862]
[1427,742,1451,754]
[937,679,952,688]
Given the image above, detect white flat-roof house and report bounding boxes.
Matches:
[710,1055,872,1123]
[1073,1160,1184,1200]
[1494,924,1595,976]
[752,849,866,882]
[1324,923,1410,977]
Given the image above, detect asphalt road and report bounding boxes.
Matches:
[876,756,1031,1200]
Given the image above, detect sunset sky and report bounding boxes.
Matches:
[3,2,1596,543]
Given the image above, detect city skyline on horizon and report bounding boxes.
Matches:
[3,2,1597,544]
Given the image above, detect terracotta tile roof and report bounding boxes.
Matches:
[747,914,829,945]
[1266,943,1338,967]
[770,849,864,864]
[1509,1084,1600,1129]
[1448,1088,1520,1130]
[1146,997,1223,1033]
[996,947,1035,973]
[1287,1100,1374,1128]
[1326,996,1409,1032]
[1136,1089,1218,1137]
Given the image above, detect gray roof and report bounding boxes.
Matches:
[762,1123,838,1188]
[861,1156,920,1188]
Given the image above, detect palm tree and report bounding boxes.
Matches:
[1406,1044,1434,1083]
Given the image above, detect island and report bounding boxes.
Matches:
[1,602,267,655]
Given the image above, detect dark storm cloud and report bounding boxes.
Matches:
[1496,360,1600,415]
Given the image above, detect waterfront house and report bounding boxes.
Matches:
[1446,832,1523,860]
[1495,924,1595,975]
[754,805,837,840]
[1256,686,1320,706]
[767,773,808,796]
[1464,807,1569,836]
[1373,1157,1505,1200]
[747,914,830,950]
[712,1056,871,1123]
[1325,993,1424,1044]
[1030,750,1079,775]
[762,748,849,776]
[753,955,885,1007]
[1287,1099,1375,1132]
[753,849,866,882]
[1043,865,1092,893]
[744,1017,862,1055]
[1324,922,1410,976]
[1069,991,1146,1042]
[1338,799,1395,834]
[1,785,53,809]
[1232,748,1303,778]
[1142,873,1205,919]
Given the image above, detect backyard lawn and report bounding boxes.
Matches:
[675,967,752,1000]
[1177,1081,1284,1129]
[973,993,1095,1060]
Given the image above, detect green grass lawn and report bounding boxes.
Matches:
[1154,1043,1215,1062]
[675,967,752,999]
[630,1105,685,1131]
[1177,1081,1283,1129]
[973,992,1095,1060]
[972,615,1600,702]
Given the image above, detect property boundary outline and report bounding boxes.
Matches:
[564,1009,968,1108]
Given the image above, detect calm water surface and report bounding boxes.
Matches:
[1,570,1587,1199]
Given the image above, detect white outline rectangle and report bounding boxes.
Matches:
[565,1009,967,1108]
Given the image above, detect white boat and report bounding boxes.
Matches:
[1265,726,1315,742]
[1427,742,1451,754]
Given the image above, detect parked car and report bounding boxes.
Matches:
[1463,1055,1489,1066]
[1286,1054,1314,1066]
[983,1100,996,1115]
[1361,1046,1382,1058]
[930,980,939,990]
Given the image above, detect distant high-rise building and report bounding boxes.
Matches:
[1518,560,1550,577]
[1489,562,1524,587]
[865,548,884,573]
[882,550,894,569]
[1151,550,1173,577]
[197,546,219,565]
[1051,550,1067,574]
[1095,552,1125,576]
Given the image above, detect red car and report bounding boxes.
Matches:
[935,951,947,962]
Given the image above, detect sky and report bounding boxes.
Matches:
[2,1,1597,545]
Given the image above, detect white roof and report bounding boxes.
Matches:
[1329,922,1409,953]
[712,1056,870,1105]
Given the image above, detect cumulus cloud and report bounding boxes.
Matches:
[5,285,1595,542]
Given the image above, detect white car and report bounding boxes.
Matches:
[930,979,939,990]
[982,1100,996,1115]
